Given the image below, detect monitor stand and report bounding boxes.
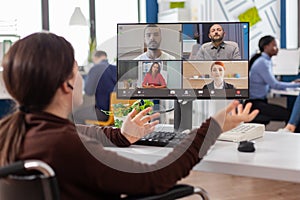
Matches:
[174,100,193,132]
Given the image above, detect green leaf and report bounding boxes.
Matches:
[103,99,155,128]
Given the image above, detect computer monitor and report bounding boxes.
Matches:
[272,48,300,75]
[117,22,249,130]
[117,22,249,100]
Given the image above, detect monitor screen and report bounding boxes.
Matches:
[117,22,249,99]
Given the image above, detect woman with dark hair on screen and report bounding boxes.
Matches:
[0,32,258,199]
[142,62,167,88]
[202,61,235,89]
[245,35,300,130]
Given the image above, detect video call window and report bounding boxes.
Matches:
[118,24,182,60]
[117,22,249,99]
[182,23,249,61]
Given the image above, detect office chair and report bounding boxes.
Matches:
[0,99,16,119]
[0,160,60,200]
[0,160,209,200]
[85,92,136,126]
[249,114,272,125]
[242,100,285,126]
[123,184,210,200]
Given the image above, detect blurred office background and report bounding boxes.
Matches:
[0,0,299,129]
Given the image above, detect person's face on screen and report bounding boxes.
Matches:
[208,24,225,43]
[144,26,161,50]
[151,63,159,74]
[264,40,278,57]
[211,64,225,81]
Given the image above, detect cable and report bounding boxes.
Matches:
[158,107,175,114]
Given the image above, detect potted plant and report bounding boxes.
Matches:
[102,100,154,128]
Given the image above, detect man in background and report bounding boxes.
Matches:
[134,24,175,60]
[74,50,117,123]
[196,24,241,60]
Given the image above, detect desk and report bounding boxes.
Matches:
[270,88,299,111]
[106,131,300,183]
[270,88,300,96]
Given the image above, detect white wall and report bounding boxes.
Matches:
[49,0,140,66]
[49,0,89,66]
[286,0,298,48]
[0,0,42,37]
[195,0,282,54]
[95,0,139,63]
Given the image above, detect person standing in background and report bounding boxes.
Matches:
[74,50,117,123]
[84,50,117,121]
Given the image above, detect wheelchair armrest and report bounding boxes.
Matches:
[0,160,55,178]
[124,184,209,200]
[0,161,25,178]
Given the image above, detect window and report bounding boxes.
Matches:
[49,0,140,65]
[95,0,139,63]
[0,0,41,37]
[49,0,89,66]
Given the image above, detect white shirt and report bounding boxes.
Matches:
[134,51,176,60]
[214,81,224,89]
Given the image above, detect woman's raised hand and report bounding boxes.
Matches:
[121,107,160,143]
[212,100,259,132]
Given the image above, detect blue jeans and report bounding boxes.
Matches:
[289,94,300,126]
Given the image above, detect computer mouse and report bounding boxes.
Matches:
[237,141,255,153]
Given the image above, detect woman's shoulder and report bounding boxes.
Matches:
[224,82,235,89]
[144,73,151,78]
[157,73,164,77]
[202,82,211,89]
[252,56,269,69]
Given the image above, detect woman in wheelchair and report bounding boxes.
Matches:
[0,32,258,199]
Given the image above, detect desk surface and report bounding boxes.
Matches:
[270,88,300,96]
[106,132,300,183]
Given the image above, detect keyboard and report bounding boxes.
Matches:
[218,123,265,142]
[134,131,188,147]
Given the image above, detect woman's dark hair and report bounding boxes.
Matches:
[0,32,74,165]
[249,35,275,70]
[148,62,161,74]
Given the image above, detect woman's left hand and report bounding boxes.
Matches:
[212,100,259,132]
[121,107,160,143]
